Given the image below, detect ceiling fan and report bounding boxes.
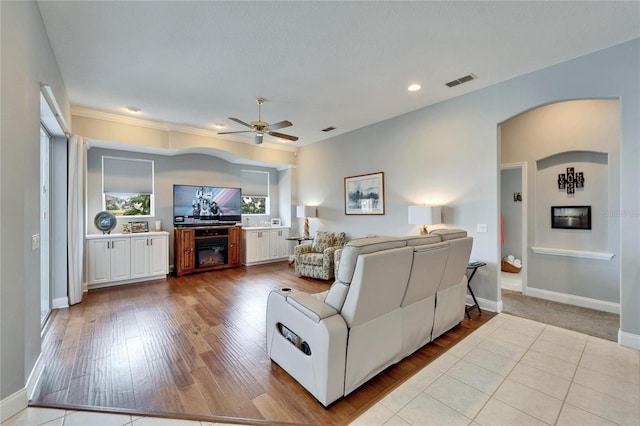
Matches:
[218,97,299,145]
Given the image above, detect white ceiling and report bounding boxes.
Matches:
[37,1,639,148]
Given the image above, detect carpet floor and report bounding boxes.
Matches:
[501,289,619,342]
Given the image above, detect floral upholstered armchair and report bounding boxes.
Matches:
[294,231,346,280]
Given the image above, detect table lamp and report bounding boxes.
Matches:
[408,205,442,235]
[296,205,317,239]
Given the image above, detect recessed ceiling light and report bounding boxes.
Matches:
[407,83,421,92]
[126,106,141,113]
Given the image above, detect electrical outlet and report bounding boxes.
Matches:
[31,234,40,251]
[477,224,488,233]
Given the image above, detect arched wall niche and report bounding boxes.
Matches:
[500,98,620,307]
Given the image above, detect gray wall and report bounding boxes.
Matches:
[0,1,70,401]
[500,168,522,261]
[86,147,282,267]
[296,39,640,336]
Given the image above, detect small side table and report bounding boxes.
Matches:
[465,261,486,319]
[286,236,313,265]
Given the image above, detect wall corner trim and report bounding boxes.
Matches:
[618,329,640,350]
[531,246,614,260]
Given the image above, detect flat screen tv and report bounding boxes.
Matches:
[173,185,242,226]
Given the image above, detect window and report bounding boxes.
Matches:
[102,156,154,217]
[241,170,269,215]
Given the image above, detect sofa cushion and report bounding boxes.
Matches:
[337,237,408,284]
[312,231,336,252]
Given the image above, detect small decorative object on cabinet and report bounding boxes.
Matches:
[94,211,117,234]
[174,225,242,276]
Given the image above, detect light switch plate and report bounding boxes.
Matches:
[477,224,488,233]
[32,234,40,251]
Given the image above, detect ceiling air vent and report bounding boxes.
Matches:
[322,126,336,132]
[446,73,477,88]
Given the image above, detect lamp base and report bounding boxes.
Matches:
[419,225,429,235]
[303,218,310,239]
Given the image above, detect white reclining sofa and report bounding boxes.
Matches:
[265,229,473,406]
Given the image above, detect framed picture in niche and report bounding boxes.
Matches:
[551,205,591,230]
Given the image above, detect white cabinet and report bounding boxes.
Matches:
[131,234,169,279]
[243,227,290,265]
[269,228,290,259]
[86,232,169,289]
[87,237,131,285]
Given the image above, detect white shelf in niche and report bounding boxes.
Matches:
[531,246,614,260]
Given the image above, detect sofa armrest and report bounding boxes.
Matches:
[266,290,348,406]
[287,292,338,323]
[295,244,314,256]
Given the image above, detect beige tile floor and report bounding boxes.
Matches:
[350,313,640,426]
[3,314,638,426]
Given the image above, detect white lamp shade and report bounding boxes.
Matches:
[408,205,441,225]
[296,205,317,218]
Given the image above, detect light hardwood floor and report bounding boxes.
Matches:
[32,262,494,425]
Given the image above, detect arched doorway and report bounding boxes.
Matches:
[498,99,620,340]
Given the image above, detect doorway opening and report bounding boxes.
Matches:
[40,124,52,326]
[499,162,526,295]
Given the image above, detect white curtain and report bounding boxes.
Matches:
[67,135,85,305]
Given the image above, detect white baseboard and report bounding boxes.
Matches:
[466,295,502,313]
[52,297,69,309]
[26,353,45,400]
[618,329,640,350]
[525,287,620,314]
[1,353,46,422]
[0,388,28,423]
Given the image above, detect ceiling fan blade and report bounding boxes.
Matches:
[267,120,292,131]
[228,117,252,128]
[217,130,252,135]
[268,131,299,142]
[254,134,264,145]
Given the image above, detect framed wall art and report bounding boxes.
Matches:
[551,205,591,230]
[344,172,385,215]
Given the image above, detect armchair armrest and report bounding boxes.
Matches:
[287,292,338,323]
[323,246,340,264]
[295,243,314,256]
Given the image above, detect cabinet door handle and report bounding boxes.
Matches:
[150,239,153,246]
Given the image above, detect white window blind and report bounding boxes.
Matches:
[103,157,154,193]
[241,170,269,196]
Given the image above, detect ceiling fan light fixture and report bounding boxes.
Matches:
[126,106,141,113]
[217,97,298,144]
